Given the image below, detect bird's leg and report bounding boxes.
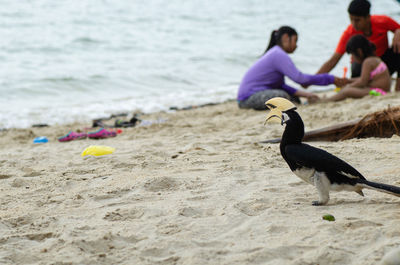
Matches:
[312,172,330,206]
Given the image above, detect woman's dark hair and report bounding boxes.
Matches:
[346,34,376,60]
[263,26,297,54]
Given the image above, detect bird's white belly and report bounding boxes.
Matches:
[293,168,360,192]
[293,167,315,185]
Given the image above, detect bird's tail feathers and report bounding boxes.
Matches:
[357,179,400,197]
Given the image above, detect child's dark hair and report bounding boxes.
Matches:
[263,26,297,54]
[346,34,376,60]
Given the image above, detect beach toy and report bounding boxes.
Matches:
[334,66,348,92]
[87,128,117,139]
[33,136,48,144]
[343,66,348,78]
[322,214,335,222]
[369,88,387,96]
[58,131,87,142]
[81,145,115,157]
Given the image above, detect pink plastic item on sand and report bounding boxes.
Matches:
[87,128,117,139]
[58,131,87,142]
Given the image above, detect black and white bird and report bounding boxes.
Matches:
[264,97,400,206]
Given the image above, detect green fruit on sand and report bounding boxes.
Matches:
[322,214,335,221]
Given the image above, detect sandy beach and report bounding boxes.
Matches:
[1,93,400,265]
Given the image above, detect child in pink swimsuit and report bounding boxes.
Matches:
[324,34,391,102]
[370,62,387,79]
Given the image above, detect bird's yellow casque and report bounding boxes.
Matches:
[265,97,296,111]
[265,97,296,124]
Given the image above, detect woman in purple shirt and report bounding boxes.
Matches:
[237,26,347,110]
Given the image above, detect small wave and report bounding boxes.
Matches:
[156,74,195,86]
[4,46,62,54]
[89,75,106,79]
[189,56,215,62]
[72,37,103,44]
[41,77,77,83]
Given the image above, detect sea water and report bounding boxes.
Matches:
[1,0,399,129]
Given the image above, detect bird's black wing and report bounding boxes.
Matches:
[285,143,366,182]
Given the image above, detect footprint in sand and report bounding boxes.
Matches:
[3,215,33,228]
[343,220,383,229]
[234,198,270,216]
[73,232,144,254]
[266,224,289,234]
[21,167,41,177]
[92,188,132,202]
[186,195,210,201]
[0,174,12,179]
[157,224,181,235]
[140,247,180,264]
[143,177,180,192]
[178,206,214,218]
[103,208,144,221]
[10,177,27,187]
[25,232,54,241]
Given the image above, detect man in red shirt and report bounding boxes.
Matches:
[317,0,400,91]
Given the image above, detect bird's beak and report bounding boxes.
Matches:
[264,108,283,125]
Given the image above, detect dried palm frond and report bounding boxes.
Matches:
[340,106,400,140]
[261,106,400,143]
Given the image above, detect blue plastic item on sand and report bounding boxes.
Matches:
[33,136,49,144]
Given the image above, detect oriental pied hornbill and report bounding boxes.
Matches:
[265,97,400,206]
